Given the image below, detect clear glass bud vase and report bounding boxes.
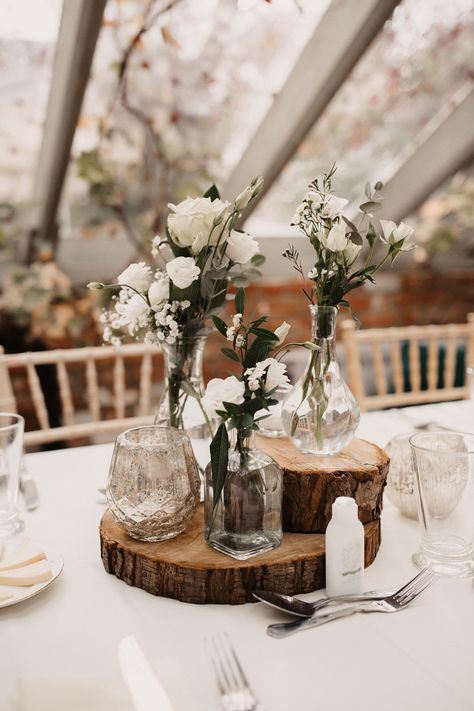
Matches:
[204,428,283,560]
[155,333,212,440]
[281,305,360,455]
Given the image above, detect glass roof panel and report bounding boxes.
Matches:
[249,0,474,229]
[64,0,331,238]
[0,0,62,203]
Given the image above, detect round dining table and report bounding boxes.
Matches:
[1,400,473,711]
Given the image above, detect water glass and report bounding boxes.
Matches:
[410,431,474,576]
[0,413,25,538]
[107,426,200,542]
[467,366,474,402]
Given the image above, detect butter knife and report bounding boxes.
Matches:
[118,635,175,711]
[19,457,39,510]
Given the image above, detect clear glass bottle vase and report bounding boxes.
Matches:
[154,333,212,440]
[281,305,360,455]
[204,428,283,560]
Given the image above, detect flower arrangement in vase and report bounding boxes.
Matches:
[281,165,415,455]
[88,178,264,439]
[201,287,315,559]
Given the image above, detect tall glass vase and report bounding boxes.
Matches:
[281,305,359,455]
[155,333,213,441]
[204,428,283,560]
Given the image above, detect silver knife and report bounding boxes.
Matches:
[19,457,39,510]
[118,635,175,711]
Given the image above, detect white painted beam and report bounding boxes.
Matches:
[223,0,401,212]
[378,83,474,221]
[30,0,106,257]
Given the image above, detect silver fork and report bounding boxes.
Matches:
[209,633,265,711]
[267,567,439,639]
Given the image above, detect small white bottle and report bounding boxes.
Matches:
[325,496,364,596]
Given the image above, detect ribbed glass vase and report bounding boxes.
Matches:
[155,332,213,441]
[204,428,283,560]
[281,305,360,455]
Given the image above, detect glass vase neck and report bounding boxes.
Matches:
[161,333,208,381]
[229,427,256,453]
[309,305,337,341]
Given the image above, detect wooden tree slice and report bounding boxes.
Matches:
[256,436,389,533]
[100,506,381,605]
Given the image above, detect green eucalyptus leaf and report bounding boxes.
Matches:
[221,347,240,363]
[359,201,381,215]
[374,181,383,192]
[235,287,245,315]
[250,327,278,340]
[212,315,228,336]
[203,184,220,201]
[210,423,229,508]
[230,275,249,288]
[251,253,266,267]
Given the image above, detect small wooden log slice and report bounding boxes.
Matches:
[256,437,389,533]
[100,506,381,605]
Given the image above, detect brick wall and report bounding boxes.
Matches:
[8,269,474,438]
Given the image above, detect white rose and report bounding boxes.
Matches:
[274,321,291,345]
[148,276,170,309]
[226,230,260,264]
[167,196,230,253]
[166,257,200,290]
[117,262,153,292]
[343,241,363,265]
[325,221,348,252]
[201,376,246,419]
[257,358,290,393]
[380,220,415,250]
[321,195,348,219]
[115,294,150,335]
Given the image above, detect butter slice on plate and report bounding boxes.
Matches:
[0,559,53,587]
[0,538,46,572]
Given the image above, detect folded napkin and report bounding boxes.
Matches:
[8,677,133,711]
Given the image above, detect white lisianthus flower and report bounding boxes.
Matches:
[117,262,153,292]
[257,358,290,393]
[325,221,349,252]
[226,230,260,264]
[343,241,363,265]
[274,321,291,345]
[166,257,200,290]
[148,275,170,309]
[380,220,415,250]
[167,197,231,253]
[201,376,246,419]
[234,176,264,211]
[115,294,150,335]
[320,195,348,219]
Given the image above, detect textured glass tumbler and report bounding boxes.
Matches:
[107,426,200,542]
[0,413,25,538]
[410,432,474,576]
[385,432,418,520]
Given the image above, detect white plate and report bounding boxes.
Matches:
[0,547,63,609]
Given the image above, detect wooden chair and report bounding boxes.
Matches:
[0,343,162,448]
[340,314,474,411]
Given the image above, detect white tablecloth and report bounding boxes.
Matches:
[1,401,474,711]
